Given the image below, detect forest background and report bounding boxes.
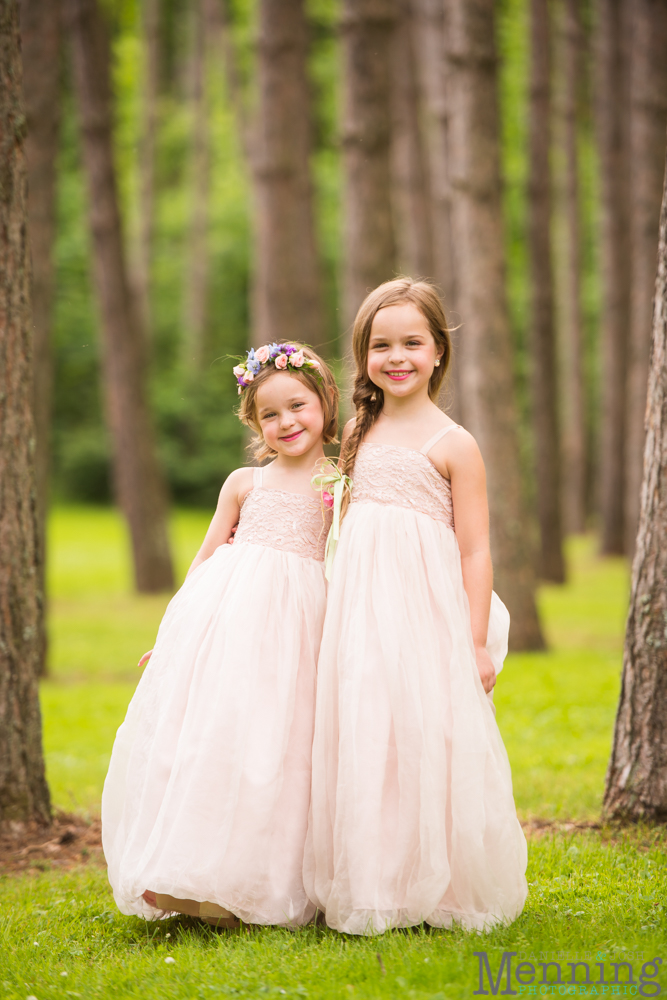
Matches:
[52,0,590,511]
[2,0,667,994]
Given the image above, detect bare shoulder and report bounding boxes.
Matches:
[218,466,254,506]
[429,425,485,481]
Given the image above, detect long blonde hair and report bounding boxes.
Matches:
[237,343,339,462]
[340,278,452,482]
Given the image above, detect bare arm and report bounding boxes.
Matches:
[431,431,495,692]
[186,467,252,577]
[138,468,252,668]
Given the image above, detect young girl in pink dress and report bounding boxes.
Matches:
[102,344,337,928]
[305,279,528,934]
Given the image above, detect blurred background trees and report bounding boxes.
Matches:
[15,0,667,649]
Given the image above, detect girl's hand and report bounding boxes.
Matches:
[475,645,496,693]
[228,524,238,545]
[138,650,153,669]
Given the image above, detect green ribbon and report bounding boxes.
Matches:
[311,463,353,580]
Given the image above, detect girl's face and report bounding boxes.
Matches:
[366,303,443,399]
[255,372,325,457]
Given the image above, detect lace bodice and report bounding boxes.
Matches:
[350,426,461,531]
[234,467,332,561]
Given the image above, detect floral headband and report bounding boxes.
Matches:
[233,343,320,394]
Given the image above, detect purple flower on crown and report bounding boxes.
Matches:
[245,348,261,375]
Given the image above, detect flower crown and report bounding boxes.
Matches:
[233,343,320,394]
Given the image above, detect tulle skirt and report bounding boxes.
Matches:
[102,542,326,926]
[304,502,527,934]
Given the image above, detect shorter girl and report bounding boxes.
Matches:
[103,343,338,928]
[305,279,527,934]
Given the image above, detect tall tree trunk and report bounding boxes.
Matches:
[66,0,174,593]
[625,0,667,552]
[341,0,397,340]
[19,0,61,675]
[560,0,587,535]
[528,0,565,582]
[252,0,326,352]
[412,0,461,420]
[391,0,433,279]
[603,152,667,821]
[0,0,51,828]
[183,0,210,371]
[445,0,545,650]
[595,0,631,555]
[133,0,159,342]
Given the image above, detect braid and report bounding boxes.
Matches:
[339,376,383,517]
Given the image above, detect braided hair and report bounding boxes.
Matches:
[340,278,452,497]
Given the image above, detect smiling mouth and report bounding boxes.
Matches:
[385,370,413,380]
[280,429,304,442]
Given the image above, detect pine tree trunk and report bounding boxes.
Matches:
[528,0,565,582]
[603,151,667,821]
[133,0,159,342]
[595,0,631,555]
[252,0,326,352]
[183,0,210,371]
[446,0,545,650]
[625,0,667,553]
[19,0,61,675]
[66,0,174,593]
[391,0,433,279]
[0,0,51,828]
[561,0,587,535]
[341,0,397,338]
[414,0,461,422]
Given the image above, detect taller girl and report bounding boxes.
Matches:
[305,279,528,934]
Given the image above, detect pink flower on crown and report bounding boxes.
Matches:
[310,359,320,367]
[291,350,305,368]
[255,345,270,364]
[233,364,245,377]
[275,353,288,369]
[322,490,334,509]
[242,370,255,383]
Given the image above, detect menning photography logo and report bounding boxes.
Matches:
[473,951,663,996]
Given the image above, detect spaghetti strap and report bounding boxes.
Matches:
[420,424,461,455]
[253,466,263,488]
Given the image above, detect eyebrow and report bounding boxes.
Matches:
[258,395,307,413]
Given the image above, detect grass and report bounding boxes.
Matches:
[4,505,664,999]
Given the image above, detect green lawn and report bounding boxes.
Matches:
[4,506,664,1000]
[42,507,628,819]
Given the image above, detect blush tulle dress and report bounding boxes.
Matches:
[304,425,528,934]
[102,466,331,926]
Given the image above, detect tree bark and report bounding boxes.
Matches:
[412,0,462,422]
[445,0,545,650]
[183,0,210,371]
[66,0,174,593]
[603,152,667,821]
[560,0,587,535]
[595,0,631,555]
[341,0,397,339]
[19,0,61,675]
[252,0,326,353]
[391,0,433,280]
[133,0,159,342]
[528,0,565,582]
[625,0,667,553]
[0,0,51,828]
